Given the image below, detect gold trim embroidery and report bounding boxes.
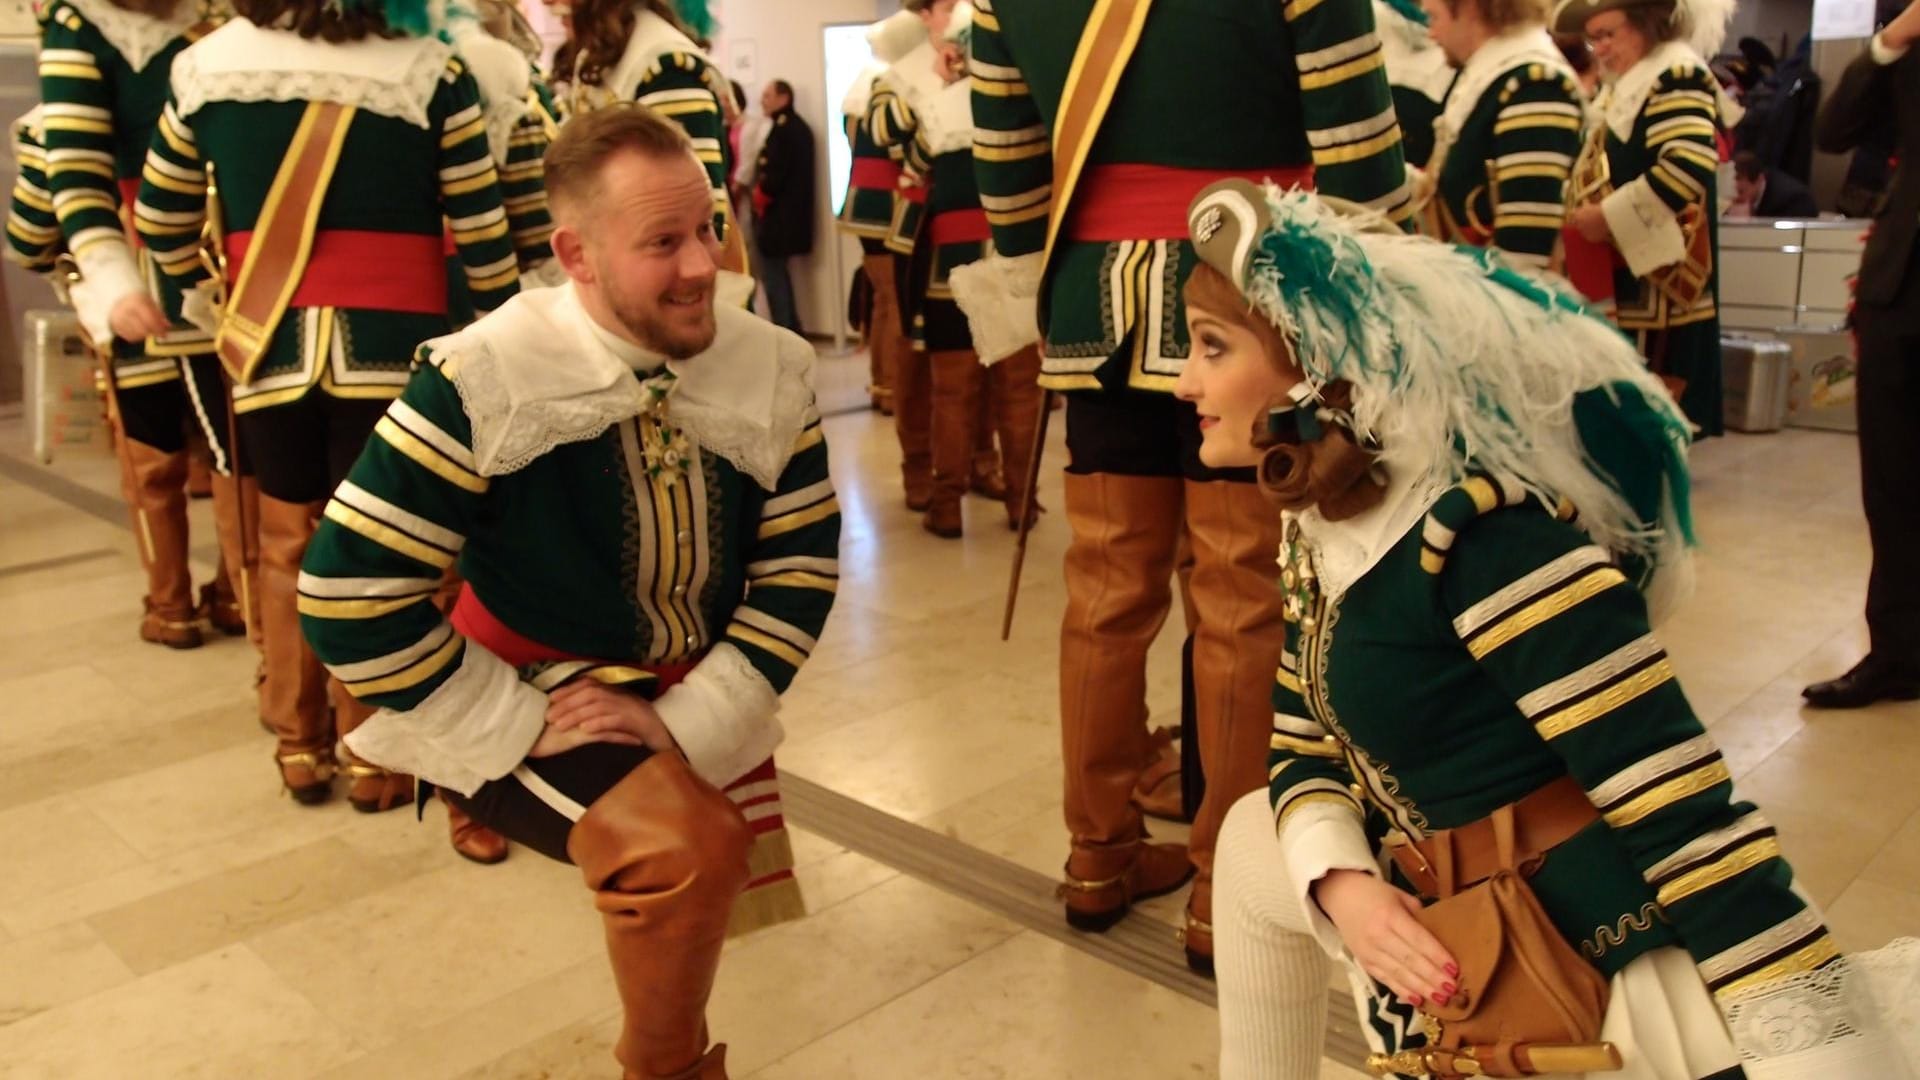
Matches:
[1582,901,1664,960]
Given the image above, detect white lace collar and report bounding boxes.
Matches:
[918,77,973,157]
[170,18,453,129]
[63,0,198,73]
[880,40,945,125]
[605,7,708,102]
[1291,452,1448,603]
[1597,40,1720,141]
[1435,24,1572,157]
[436,284,815,488]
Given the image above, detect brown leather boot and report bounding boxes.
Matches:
[1130,726,1187,822]
[863,253,898,417]
[986,346,1044,530]
[1181,479,1287,974]
[125,439,203,649]
[566,753,752,1080]
[969,385,1007,499]
[1183,885,1216,977]
[1058,471,1190,929]
[258,495,334,803]
[334,683,415,813]
[894,350,933,512]
[186,433,213,499]
[444,790,509,864]
[205,469,259,641]
[924,349,984,538]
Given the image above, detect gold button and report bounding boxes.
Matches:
[1349,783,1367,801]
[684,634,697,648]
[1323,734,1339,746]
[676,529,692,544]
[672,584,687,597]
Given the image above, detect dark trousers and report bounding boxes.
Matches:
[117,354,234,469]
[442,743,654,864]
[761,256,801,334]
[1854,267,1920,670]
[235,393,389,503]
[1063,388,1253,482]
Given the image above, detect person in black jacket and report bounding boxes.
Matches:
[1807,0,1920,709]
[754,78,815,333]
[1731,150,1820,217]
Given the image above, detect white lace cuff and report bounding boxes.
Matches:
[1601,176,1687,278]
[948,252,1042,365]
[1724,951,1920,1080]
[1277,800,1379,962]
[651,642,783,788]
[339,642,547,797]
[74,240,146,335]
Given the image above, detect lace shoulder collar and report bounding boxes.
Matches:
[61,0,197,73]
[170,18,453,129]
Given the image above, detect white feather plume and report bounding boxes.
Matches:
[1676,0,1737,59]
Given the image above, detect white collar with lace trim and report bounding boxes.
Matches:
[1435,24,1574,158]
[63,0,198,73]
[605,7,709,102]
[169,18,453,128]
[1596,39,1735,141]
[435,284,815,488]
[1291,451,1449,604]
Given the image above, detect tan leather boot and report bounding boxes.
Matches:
[566,753,752,1080]
[985,346,1043,530]
[334,683,414,813]
[124,438,202,649]
[258,495,334,802]
[924,349,984,538]
[203,470,258,640]
[969,385,1006,500]
[186,433,213,499]
[1181,478,1287,974]
[443,790,509,864]
[1058,471,1191,929]
[893,349,933,512]
[862,253,899,417]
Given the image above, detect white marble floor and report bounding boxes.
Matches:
[0,348,1914,1079]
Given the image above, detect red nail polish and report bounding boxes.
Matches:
[1441,981,1456,996]
[1409,994,1424,1007]
[1445,962,1460,977]
[1433,993,1450,1006]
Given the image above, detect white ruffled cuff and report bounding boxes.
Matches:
[948,252,1042,365]
[1601,176,1688,278]
[339,643,547,797]
[1871,32,1910,66]
[74,241,147,339]
[1277,799,1380,961]
[651,642,784,788]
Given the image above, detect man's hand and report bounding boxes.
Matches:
[1569,203,1612,244]
[534,680,678,759]
[108,293,170,342]
[935,41,966,85]
[1312,868,1459,1009]
[1884,0,1920,51]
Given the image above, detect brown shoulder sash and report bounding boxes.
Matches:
[215,101,356,384]
[1040,0,1157,272]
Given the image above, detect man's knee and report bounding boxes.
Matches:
[568,754,755,903]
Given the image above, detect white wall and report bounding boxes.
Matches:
[711,0,901,340]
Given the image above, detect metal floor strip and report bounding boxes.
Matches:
[0,546,116,579]
[779,772,1368,1065]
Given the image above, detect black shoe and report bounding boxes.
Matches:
[1802,656,1920,710]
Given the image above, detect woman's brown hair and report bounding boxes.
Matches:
[1182,261,1386,521]
[560,0,700,87]
[232,0,399,42]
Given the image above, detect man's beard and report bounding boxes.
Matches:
[608,287,716,360]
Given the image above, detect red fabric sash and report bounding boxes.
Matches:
[851,157,903,191]
[899,182,928,205]
[450,587,794,896]
[226,229,449,314]
[1065,163,1315,242]
[929,208,992,246]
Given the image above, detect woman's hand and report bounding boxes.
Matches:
[108,293,170,342]
[1570,203,1612,244]
[529,681,677,759]
[1312,868,1459,1009]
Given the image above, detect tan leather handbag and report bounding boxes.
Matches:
[1373,778,1625,1079]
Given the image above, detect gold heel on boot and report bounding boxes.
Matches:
[276,748,335,805]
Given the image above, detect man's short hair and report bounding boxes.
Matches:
[771,78,794,100]
[1734,150,1764,181]
[544,104,695,219]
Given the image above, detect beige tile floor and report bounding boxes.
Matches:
[0,348,1914,1079]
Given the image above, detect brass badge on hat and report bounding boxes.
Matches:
[1186,179,1273,293]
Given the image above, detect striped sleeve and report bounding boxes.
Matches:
[38,4,143,301]
[723,407,840,694]
[1488,67,1581,267]
[1266,623,1364,831]
[133,98,209,285]
[500,83,555,273]
[1439,509,1834,1015]
[969,0,1048,258]
[7,115,61,273]
[301,358,544,795]
[1285,0,1416,225]
[1634,66,1722,215]
[439,59,520,313]
[633,53,732,238]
